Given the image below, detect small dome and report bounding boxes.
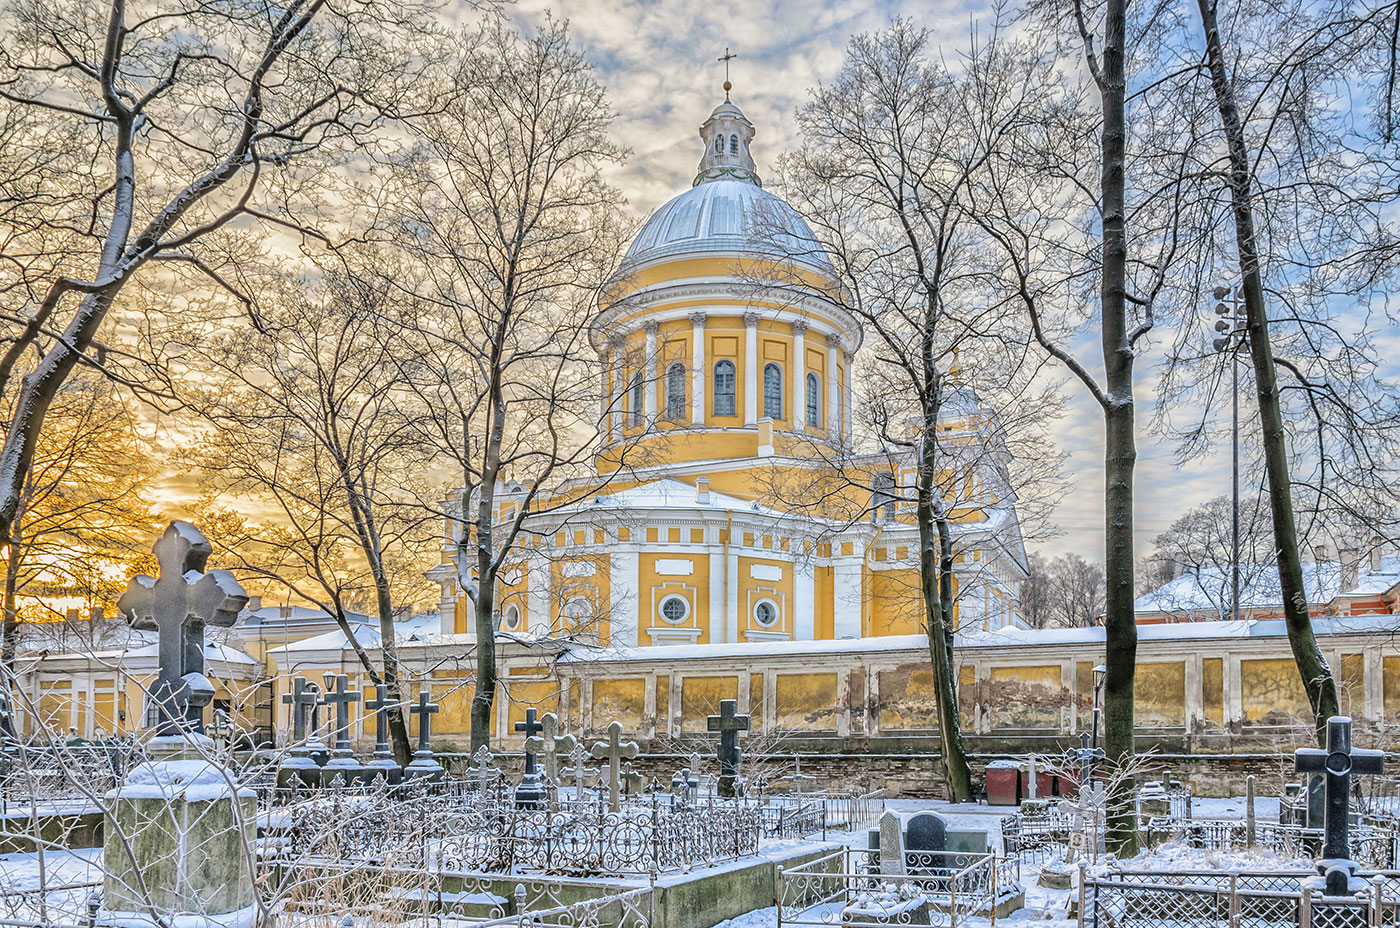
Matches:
[623,179,830,271]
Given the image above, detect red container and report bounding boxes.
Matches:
[1020,766,1056,800]
[985,761,1021,806]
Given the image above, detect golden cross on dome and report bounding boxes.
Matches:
[718,48,737,100]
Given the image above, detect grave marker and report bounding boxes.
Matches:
[706,699,749,798]
[514,707,547,807]
[906,811,948,872]
[878,810,906,875]
[1294,715,1383,896]
[278,677,321,788]
[364,687,403,785]
[321,673,363,786]
[590,720,640,811]
[404,690,444,781]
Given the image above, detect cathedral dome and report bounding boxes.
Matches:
[622,179,827,270]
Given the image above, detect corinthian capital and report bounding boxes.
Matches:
[689,312,708,328]
[826,332,843,350]
[790,318,810,336]
[742,312,762,328]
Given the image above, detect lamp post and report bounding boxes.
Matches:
[1211,285,1247,623]
[1091,664,1107,782]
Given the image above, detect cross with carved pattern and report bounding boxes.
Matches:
[322,674,360,753]
[591,720,640,811]
[281,677,318,744]
[538,712,576,784]
[561,741,595,799]
[410,689,439,753]
[118,521,248,735]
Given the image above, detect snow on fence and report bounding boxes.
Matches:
[0,879,101,928]
[1077,865,1400,928]
[776,847,1019,928]
[0,743,144,811]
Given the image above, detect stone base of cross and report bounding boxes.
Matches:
[1295,715,1383,897]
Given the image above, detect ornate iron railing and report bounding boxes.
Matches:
[776,847,1019,928]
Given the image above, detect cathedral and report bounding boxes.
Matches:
[430,93,1031,648]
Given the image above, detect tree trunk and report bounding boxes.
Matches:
[1099,0,1140,857]
[916,416,973,801]
[1194,0,1338,743]
[469,394,507,753]
[372,575,413,765]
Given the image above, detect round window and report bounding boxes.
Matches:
[753,600,778,627]
[503,605,521,629]
[659,595,689,625]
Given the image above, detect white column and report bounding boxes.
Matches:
[608,336,623,438]
[690,313,707,425]
[743,312,759,425]
[527,550,550,635]
[832,544,862,638]
[843,350,855,443]
[826,333,842,439]
[598,347,610,439]
[609,550,640,648]
[793,559,815,640]
[726,547,741,643]
[791,319,808,432]
[709,549,726,643]
[643,321,658,421]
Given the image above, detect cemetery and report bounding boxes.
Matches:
[3,525,1400,928]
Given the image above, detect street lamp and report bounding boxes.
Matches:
[1211,285,1247,624]
[1091,664,1107,781]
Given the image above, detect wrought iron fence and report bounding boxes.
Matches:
[0,742,144,810]
[1077,865,1400,928]
[0,880,101,927]
[776,847,1018,928]
[272,782,765,876]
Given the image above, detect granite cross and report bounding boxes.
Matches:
[410,690,439,753]
[707,699,749,797]
[1295,715,1383,895]
[118,521,248,735]
[537,712,576,784]
[281,677,318,745]
[322,674,361,755]
[514,707,547,807]
[514,708,546,779]
[590,721,640,811]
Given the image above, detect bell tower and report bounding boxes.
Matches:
[695,51,759,186]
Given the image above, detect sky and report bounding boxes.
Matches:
[495,0,1238,561]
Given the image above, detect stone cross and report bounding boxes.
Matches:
[1295,715,1383,896]
[621,762,645,797]
[590,721,639,811]
[515,708,545,778]
[411,690,439,752]
[561,742,597,799]
[322,674,360,755]
[536,712,576,784]
[363,687,402,784]
[706,699,749,797]
[281,677,318,745]
[118,522,248,736]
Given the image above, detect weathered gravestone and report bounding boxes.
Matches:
[591,721,640,812]
[878,810,906,876]
[905,811,949,872]
[536,712,576,787]
[105,522,254,923]
[1294,715,1383,896]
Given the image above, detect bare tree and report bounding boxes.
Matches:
[376,21,632,752]
[0,0,429,555]
[183,272,437,764]
[1023,554,1106,627]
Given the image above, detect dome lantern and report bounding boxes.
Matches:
[695,99,759,187]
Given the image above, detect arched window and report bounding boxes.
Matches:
[805,373,821,427]
[763,363,783,419]
[713,360,736,416]
[629,371,644,426]
[729,134,739,155]
[714,135,723,153]
[872,472,897,523]
[665,362,686,419]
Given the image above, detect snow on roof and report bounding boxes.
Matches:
[268,612,443,655]
[242,604,373,626]
[557,614,1400,663]
[1135,557,1400,615]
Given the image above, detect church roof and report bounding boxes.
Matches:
[622,178,829,271]
[1134,556,1400,616]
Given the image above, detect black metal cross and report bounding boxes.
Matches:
[1295,715,1383,895]
[410,690,439,753]
[281,677,318,744]
[322,674,361,753]
[118,522,248,735]
[364,686,397,758]
[707,699,749,796]
[515,707,545,776]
